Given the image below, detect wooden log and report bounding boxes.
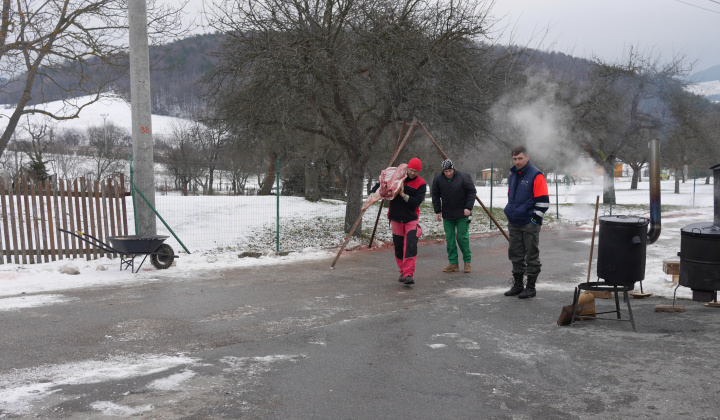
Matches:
[629,292,653,299]
[557,292,596,325]
[655,305,685,312]
[704,302,720,308]
[663,260,680,275]
[585,290,613,299]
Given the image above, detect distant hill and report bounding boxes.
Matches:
[3,32,710,116]
[688,64,720,83]
[0,33,222,117]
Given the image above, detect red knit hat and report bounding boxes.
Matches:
[407,158,422,172]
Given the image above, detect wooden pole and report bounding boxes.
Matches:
[419,122,509,242]
[368,200,384,249]
[587,195,600,283]
[332,120,418,268]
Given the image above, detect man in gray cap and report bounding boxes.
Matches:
[431,159,477,273]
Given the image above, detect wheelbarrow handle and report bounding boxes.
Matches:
[58,228,119,254]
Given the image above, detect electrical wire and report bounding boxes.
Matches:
[673,0,720,14]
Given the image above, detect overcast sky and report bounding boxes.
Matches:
[488,0,720,73]
[186,0,720,74]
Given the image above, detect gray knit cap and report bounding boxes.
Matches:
[442,159,454,171]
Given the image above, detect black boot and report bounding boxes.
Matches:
[504,273,524,296]
[518,276,537,299]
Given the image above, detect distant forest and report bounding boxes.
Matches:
[0,32,595,118]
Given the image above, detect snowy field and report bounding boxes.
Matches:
[0,95,189,137]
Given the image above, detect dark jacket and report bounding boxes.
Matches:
[372,176,427,223]
[504,161,549,226]
[431,170,476,220]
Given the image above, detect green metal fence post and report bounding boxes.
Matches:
[130,155,138,234]
[489,162,493,229]
[609,157,614,216]
[555,163,559,220]
[693,165,697,207]
[276,157,280,254]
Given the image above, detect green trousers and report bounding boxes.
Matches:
[443,217,471,264]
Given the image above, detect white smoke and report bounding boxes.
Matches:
[491,74,598,184]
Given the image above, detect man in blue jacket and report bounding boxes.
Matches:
[432,159,477,274]
[503,147,549,299]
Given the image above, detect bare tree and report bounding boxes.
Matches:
[14,116,55,181]
[85,121,127,180]
[568,48,692,203]
[664,90,715,193]
[206,0,522,234]
[0,0,188,155]
[161,121,206,195]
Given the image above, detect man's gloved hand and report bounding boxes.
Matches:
[531,215,542,226]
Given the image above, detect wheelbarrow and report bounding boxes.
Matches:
[58,228,178,273]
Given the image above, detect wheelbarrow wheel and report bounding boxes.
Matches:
[151,244,174,270]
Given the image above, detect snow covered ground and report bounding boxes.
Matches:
[0,176,715,306]
[687,80,720,101]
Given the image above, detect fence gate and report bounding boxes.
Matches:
[0,175,129,264]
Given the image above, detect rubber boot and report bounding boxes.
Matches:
[504,273,524,296]
[518,276,537,299]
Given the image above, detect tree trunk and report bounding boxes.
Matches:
[602,165,616,205]
[706,175,710,185]
[207,168,215,195]
[674,167,680,194]
[304,161,321,202]
[344,161,365,236]
[630,166,639,190]
[259,153,277,195]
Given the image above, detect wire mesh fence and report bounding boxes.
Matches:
[144,161,518,255]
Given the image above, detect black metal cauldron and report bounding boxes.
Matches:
[596,215,649,287]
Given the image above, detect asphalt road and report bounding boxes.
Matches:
[1,226,719,419]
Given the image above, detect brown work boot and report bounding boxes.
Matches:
[464,263,471,273]
[443,264,459,273]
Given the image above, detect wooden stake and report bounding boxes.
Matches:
[368,200,384,249]
[587,195,599,283]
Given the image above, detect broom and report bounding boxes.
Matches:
[557,196,599,325]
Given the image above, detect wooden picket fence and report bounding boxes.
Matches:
[0,175,129,264]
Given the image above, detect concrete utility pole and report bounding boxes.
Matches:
[128,0,156,235]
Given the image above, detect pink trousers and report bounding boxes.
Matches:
[391,220,422,278]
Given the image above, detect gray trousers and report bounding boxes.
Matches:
[508,222,542,277]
